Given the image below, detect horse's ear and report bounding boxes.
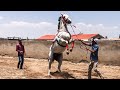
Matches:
[61,13,63,17]
[58,17,61,21]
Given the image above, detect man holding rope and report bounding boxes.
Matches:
[67,20,104,79]
[80,38,104,79]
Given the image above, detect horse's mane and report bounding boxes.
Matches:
[58,16,69,33]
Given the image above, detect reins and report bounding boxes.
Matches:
[70,24,89,59]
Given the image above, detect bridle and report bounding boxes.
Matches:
[60,14,72,39]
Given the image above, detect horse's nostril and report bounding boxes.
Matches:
[66,52,69,55]
[70,49,72,52]
[68,20,71,24]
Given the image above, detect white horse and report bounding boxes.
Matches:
[48,14,74,75]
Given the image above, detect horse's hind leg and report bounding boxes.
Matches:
[57,54,63,72]
[48,50,54,76]
[48,59,53,76]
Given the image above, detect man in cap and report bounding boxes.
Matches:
[16,39,25,69]
[80,38,104,79]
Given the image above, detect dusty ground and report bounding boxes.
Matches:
[0,56,120,79]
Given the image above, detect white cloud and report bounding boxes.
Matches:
[73,22,120,38]
[76,23,86,26]
[0,16,4,20]
[0,21,119,39]
[113,26,118,29]
[87,24,92,27]
[0,21,57,39]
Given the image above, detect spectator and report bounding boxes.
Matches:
[16,39,25,69]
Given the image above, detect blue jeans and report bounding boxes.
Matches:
[17,55,24,69]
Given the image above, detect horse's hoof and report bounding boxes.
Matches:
[48,73,51,76]
[48,70,51,76]
[100,76,104,79]
[47,74,52,78]
[57,69,61,73]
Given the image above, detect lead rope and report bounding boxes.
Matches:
[70,24,89,60]
[66,12,89,60]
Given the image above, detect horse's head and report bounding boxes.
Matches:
[61,14,72,24]
[58,14,72,32]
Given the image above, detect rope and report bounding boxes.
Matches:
[70,24,89,60]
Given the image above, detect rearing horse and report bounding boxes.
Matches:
[48,14,74,75]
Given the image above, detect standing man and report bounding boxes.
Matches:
[80,38,104,79]
[16,39,25,69]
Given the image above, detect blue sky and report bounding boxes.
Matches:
[0,11,120,39]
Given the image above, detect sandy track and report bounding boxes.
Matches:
[0,56,120,79]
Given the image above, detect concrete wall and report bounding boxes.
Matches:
[0,39,120,66]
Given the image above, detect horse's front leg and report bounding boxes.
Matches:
[66,44,69,55]
[69,40,75,52]
[57,54,63,72]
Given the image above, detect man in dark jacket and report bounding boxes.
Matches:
[16,39,25,69]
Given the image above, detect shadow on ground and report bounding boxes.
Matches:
[50,71,76,79]
[79,60,89,63]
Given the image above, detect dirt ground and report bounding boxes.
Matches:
[0,56,120,79]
